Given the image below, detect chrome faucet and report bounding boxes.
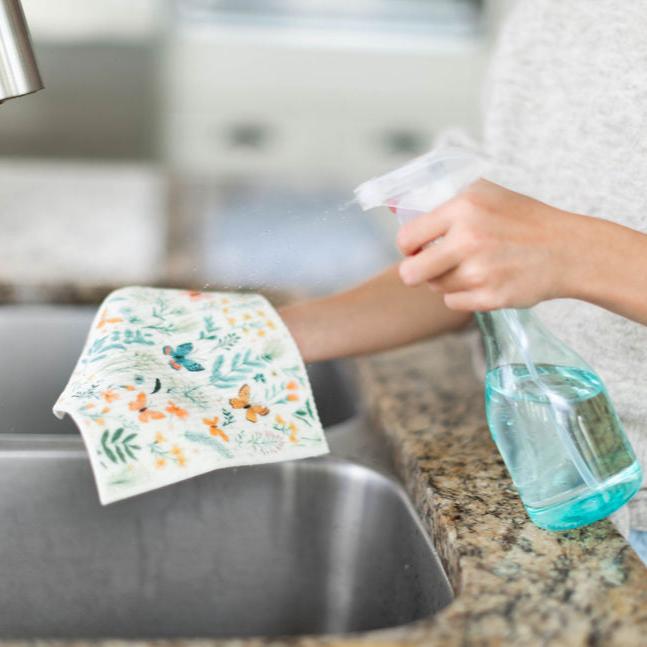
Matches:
[0,0,43,103]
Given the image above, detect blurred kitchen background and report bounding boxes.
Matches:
[0,0,514,302]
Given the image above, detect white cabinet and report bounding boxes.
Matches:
[162,24,486,185]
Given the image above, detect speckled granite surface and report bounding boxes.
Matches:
[354,333,647,646]
[2,332,646,647]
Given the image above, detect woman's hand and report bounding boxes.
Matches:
[397,180,585,312]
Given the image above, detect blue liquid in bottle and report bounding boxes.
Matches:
[485,363,642,530]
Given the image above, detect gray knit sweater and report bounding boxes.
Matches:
[482,0,647,531]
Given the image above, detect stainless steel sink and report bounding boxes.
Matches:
[0,304,357,434]
[0,304,452,640]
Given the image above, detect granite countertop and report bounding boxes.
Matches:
[8,331,644,647]
[352,333,647,646]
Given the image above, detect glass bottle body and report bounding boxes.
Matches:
[477,309,643,531]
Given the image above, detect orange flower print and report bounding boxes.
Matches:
[274,415,298,443]
[128,392,166,423]
[203,417,229,442]
[187,290,203,300]
[80,403,106,426]
[102,389,119,404]
[154,432,167,444]
[286,380,299,401]
[96,309,123,330]
[155,457,167,469]
[170,445,187,467]
[166,400,188,419]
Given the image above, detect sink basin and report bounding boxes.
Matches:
[0,303,452,639]
[0,452,451,639]
[0,304,357,434]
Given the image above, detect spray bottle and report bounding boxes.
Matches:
[354,146,643,531]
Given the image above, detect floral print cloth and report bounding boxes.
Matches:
[54,287,328,504]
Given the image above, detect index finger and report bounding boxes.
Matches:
[396,203,452,256]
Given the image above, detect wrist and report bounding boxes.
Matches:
[278,303,312,362]
[555,213,645,310]
[550,212,606,302]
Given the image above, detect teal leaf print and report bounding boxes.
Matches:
[221,408,235,427]
[198,315,220,340]
[178,385,209,408]
[209,350,266,388]
[293,399,316,427]
[281,365,307,385]
[184,431,233,459]
[101,428,141,465]
[211,332,241,352]
[83,335,127,363]
[71,383,100,400]
[263,383,289,404]
[233,430,284,455]
[143,297,194,336]
[122,329,155,346]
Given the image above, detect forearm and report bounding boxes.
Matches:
[280,264,470,363]
[564,216,647,326]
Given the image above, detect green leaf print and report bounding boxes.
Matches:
[122,329,155,346]
[233,430,284,456]
[184,431,234,459]
[280,365,306,386]
[100,428,141,465]
[212,332,241,352]
[198,315,220,340]
[293,399,316,427]
[209,350,267,388]
[83,335,127,363]
[221,408,235,427]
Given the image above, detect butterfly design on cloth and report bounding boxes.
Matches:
[229,384,270,423]
[129,392,166,423]
[203,416,229,442]
[166,400,189,419]
[162,342,205,372]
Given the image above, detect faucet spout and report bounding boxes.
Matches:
[0,0,43,104]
